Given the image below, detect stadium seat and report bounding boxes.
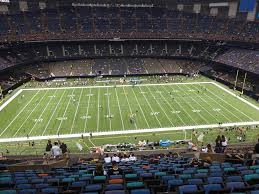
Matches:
[178,185,198,194]
[0,190,16,194]
[203,184,223,194]
[18,189,37,194]
[105,190,125,194]
[85,184,103,192]
[41,187,59,194]
[105,184,123,190]
[207,177,223,184]
[131,189,151,194]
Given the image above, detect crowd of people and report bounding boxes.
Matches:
[43,140,68,163]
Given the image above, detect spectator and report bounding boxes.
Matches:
[112,154,120,163]
[93,163,107,176]
[104,154,111,164]
[129,153,137,161]
[51,141,62,158]
[108,161,123,175]
[121,154,129,162]
[60,142,68,154]
[46,140,52,153]
[215,135,222,153]
[255,139,259,154]
[221,135,228,152]
[204,144,214,153]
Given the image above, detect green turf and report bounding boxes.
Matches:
[0,80,258,139]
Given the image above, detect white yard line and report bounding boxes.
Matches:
[28,90,58,136]
[84,88,92,133]
[162,85,198,125]
[115,88,125,131]
[145,86,175,127]
[191,84,234,122]
[122,86,138,129]
[41,90,66,136]
[106,87,112,131]
[175,84,210,124]
[131,87,150,128]
[0,90,40,137]
[0,89,23,112]
[56,88,75,135]
[212,82,259,111]
[13,90,48,137]
[207,83,255,121]
[153,85,186,125]
[70,89,84,134]
[21,82,214,91]
[97,88,100,132]
[138,86,163,128]
[2,121,259,143]
[182,84,222,123]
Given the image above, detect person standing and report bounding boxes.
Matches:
[46,140,52,153]
[51,142,62,158]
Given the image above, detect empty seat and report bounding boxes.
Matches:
[203,184,223,194]
[131,189,151,194]
[179,185,198,194]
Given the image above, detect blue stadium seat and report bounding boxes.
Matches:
[207,177,223,184]
[179,185,198,194]
[131,189,151,194]
[18,189,37,194]
[41,187,59,194]
[105,184,123,191]
[203,184,223,194]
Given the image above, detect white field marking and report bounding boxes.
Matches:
[56,88,75,135]
[0,90,40,137]
[14,90,48,136]
[84,88,92,133]
[131,87,150,128]
[70,88,84,134]
[153,85,185,125]
[206,83,255,121]
[115,88,125,131]
[138,86,163,128]
[106,87,112,131]
[2,121,259,143]
[0,89,23,112]
[145,86,175,127]
[192,110,201,113]
[88,136,96,147]
[184,84,223,123]
[21,82,214,91]
[212,82,259,111]
[97,88,100,132]
[41,90,67,136]
[28,90,58,136]
[162,85,198,125]
[175,84,210,124]
[191,84,233,122]
[123,86,138,129]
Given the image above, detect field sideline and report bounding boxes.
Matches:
[0,81,259,143]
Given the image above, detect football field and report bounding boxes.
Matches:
[0,81,259,142]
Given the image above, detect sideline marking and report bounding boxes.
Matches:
[0,121,259,143]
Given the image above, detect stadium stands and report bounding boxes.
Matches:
[1,154,259,193]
